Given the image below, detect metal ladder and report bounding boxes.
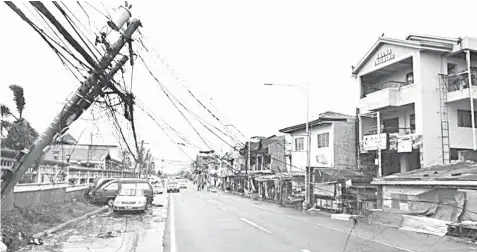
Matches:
[438,74,450,164]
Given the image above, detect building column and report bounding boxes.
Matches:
[400,154,409,173]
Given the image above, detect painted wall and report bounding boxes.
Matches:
[290,124,334,170]
[382,185,432,209]
[360,44,417,74]
[447,99,477,149]
[1,183,89,211]
[333,120,357,169]
[419,51,445,167]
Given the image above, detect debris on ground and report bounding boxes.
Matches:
[1,197,100,252]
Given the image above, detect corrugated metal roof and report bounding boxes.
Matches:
[279,111,354,133]
[381,161,477,181]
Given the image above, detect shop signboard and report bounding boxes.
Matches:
[397,136,413,153]
[362,133,387,151]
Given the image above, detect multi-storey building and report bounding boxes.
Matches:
[279,111,357,171]
[352,34,477,176]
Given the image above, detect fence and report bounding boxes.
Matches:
[1,182,90,211]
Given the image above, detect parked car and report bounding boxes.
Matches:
[118,178,154,204]
[178,179,187,189]
[91,178,154,206]
[87,178,115,197]
[167,180,180,193]
[113,187,147,213]
[91,179,119,206]
[151,180,164,194]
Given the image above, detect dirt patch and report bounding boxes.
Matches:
[1,197,100,251]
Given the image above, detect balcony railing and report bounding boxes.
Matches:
[363,81,410,97]
[444,69,477,92]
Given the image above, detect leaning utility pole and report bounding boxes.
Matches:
[1,17,142,199]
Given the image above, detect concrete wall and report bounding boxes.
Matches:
[382,185,432,209]
[418,51,446,167]
[333,120,357,169]
[447,99,477,149]
[1,183,90,211]
[291,124,334,169]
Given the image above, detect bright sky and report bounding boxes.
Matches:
[1,1,477,173]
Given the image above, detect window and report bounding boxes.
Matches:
[103,182,118,191]
[295,137,304,151]
[457,110,477,128]
[447,63,457,75]
[317,133,330,148]
[410,114,415,132]
[406,72,414,84]
[383,117,399,133]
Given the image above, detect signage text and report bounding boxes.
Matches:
[375,49,395,66]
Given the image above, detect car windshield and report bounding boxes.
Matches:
[169,180,178,185]
[118,188,144,196]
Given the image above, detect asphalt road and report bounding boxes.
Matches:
[166,185,476,252]
[19,194,168,252]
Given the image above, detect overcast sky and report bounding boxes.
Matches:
[1,0,476,173]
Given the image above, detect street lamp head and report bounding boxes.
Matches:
[264,83,273,86]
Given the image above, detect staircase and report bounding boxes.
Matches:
[438,74,451,164]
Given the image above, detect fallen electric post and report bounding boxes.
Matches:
[1,15,142,199]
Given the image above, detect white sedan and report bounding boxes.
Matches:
[113,188,147,213]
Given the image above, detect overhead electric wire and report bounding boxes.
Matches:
[104,96,137,162]
[53,2,100,62]
[135,100,201,150]
[30,1,99,69]
[135,103,196,161]
[5,1,88,83]
[138,54,214,150]
[137,38,246,142]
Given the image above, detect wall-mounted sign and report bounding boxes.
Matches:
[397,136,413,153]
[316,154,328,164]
[362,134,387,151]
[375,49,395,66]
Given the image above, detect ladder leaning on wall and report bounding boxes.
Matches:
[438,74,451,164]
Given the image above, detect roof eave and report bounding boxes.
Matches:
[352,37,452,75]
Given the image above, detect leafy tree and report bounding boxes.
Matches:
[0,85,38,150]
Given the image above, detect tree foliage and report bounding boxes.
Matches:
[0,85,38,150]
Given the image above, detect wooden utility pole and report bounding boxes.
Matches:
[1,16,141,198]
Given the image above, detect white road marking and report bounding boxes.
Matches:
[252,205,270,211]
[218,206,228,212]
[301,250,311,252]
[285,215,416,252]
[239,218,272,234]
[170,195,177,252]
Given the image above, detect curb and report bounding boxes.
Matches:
[33,206,109,239]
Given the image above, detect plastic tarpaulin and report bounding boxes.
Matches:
[313,183,335,197]
[408,189,465,223]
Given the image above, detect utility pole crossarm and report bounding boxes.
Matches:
[1,19,141,199]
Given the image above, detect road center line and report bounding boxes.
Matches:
[301,250,311,252]
[239,217,272,234]
[218,206,228,212]
[170,195,177,252]
[285,215,416,252]
[252,205,270,211]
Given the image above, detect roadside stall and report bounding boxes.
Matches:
[312,168,375,214]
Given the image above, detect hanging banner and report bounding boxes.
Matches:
[313,183,336,197]
[362,134,387,151]
[397,136,413,153]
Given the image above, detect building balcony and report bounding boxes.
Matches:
[359,81,415,111]
[443,70,477,103]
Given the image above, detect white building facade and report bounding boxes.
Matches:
[279,112,357,172]
[353,34,477,176]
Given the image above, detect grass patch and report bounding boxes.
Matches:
[1,197,100,251]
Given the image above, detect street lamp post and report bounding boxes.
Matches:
[264,83,311,210]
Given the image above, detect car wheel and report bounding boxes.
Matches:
[107,198,114,207]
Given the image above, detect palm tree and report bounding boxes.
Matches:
[0,85,38,150]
